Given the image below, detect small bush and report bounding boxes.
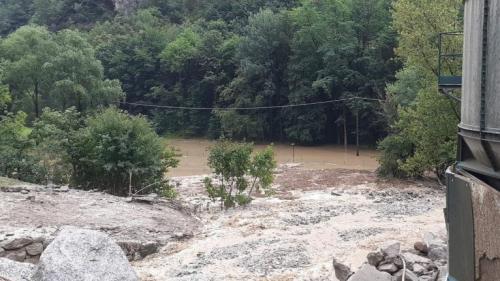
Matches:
[68,107,179,196]
[377,134,414,178]
[204,140,276,209]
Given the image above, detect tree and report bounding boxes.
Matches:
[0,0,34,36]
[378,0,462,179]
[204,140,276,209]
[0,25,57,118]
[68,107,179,196]
[1,25,123,117]
[218,9,292,140]
[32,0,115,30]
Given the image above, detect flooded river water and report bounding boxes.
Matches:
[168,138,380,176]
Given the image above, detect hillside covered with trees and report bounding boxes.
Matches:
[0,0,463,185]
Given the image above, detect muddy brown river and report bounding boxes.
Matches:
[167,139,380,177]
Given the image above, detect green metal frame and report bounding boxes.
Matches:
[438,32,463,90]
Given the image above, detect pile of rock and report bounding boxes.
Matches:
[0,237,48,264]
[334,234,448,281]
[0,227,138,281]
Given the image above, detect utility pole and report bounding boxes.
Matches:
[356,111,360,157]
[343,110,348,154]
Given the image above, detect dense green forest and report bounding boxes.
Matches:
[0,0,463,186]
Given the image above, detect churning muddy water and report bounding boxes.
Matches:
[168,139,380,177]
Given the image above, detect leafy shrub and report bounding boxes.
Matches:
[204,140,276,209]
[68,107,179,196]
[0,112,47,183]
[31,107,82,184]
[377,134,414,178]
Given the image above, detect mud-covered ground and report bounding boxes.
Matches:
[0,177,199,244]
[134,166,447,281]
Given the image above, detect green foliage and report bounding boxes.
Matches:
[377,134,413,178]
[0,0,34,36]
[31,107,82,184]
[68,107,179,196]
[0,111,47,183]
[396,90,458,179]
[378,0,462,180]
[161,28,202,71]
[32,0,115,30]
[0,84,11,112]
[204,140,276,209]
[0,25,123,118]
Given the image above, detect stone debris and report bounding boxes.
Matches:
[0,237,46,264]
[350,234,448,281]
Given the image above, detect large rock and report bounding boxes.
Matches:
[0,257,36,281]
[333,258,353,281]
[348,264,392,281]
[32,227,138,281]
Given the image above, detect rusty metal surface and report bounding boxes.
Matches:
[470,178,500,280]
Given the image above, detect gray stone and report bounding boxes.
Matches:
[0,257,36,281]
[392,269,419,281]
[377,263,399,274]
[414,241,428,254]
[367,251,384,266]
[0,248,5,257]
[332,258,353,281]
[412,263,426,275]
[381,241,401,258]
[428,246,447,261]
[347,264,391,281]
[2,238,33,250]
[402,252,432,265]
[32,227,138,281]
[25,242,43,256]
[5,249,26,262]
